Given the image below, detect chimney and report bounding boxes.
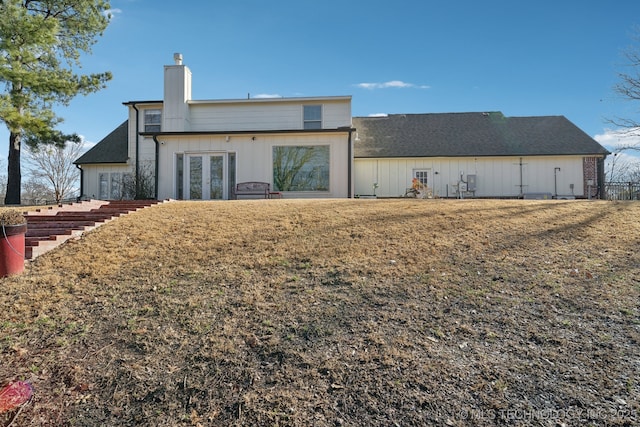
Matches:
[163,53,191,131]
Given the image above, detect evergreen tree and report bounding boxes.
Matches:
[0,0,112,204]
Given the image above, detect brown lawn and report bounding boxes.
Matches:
[0,199,639,426]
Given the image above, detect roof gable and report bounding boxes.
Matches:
[75,120,129,165]
[353,112,609,158]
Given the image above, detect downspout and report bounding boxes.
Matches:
[152,135,160,200]
[519,157,524,197]
[347,128,354,198]
[554,167,561,198]
[131,103,140,198]
[597,156,606,199]
[75,164,83,200]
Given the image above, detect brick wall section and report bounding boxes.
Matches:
[583,157,598,198]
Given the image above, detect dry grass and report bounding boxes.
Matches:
[0,199,639,426]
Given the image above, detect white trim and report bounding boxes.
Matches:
[188,95,351,105]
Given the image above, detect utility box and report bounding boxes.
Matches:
[467,175,477,192]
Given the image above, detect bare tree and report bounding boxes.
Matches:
[611,29,640,151]
[605,150,640,182]
[24,140,84,203]
[22,176,54,204]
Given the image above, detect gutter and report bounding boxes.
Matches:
[139,128,352,138]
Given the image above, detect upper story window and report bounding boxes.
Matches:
[144,109,162,132]
[303,105,322,129]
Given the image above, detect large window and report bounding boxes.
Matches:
[273,145,329,191]
[98,172,134,199]
[303,105,322,129]
[144,109,162,132]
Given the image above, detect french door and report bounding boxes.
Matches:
[185,153,228,200]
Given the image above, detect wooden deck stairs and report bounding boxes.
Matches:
[23,200,163,260]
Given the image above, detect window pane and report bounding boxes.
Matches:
[303,105,322,121]
[228,152,236,199]
[210,156,224,200]
[190,156,203,199]
[415,170,428,186]
[303,121,322,130]
[99,173,108,199]
[303,105,322,129]
[110,173,122,199]
[145,109,161,123]
[176,154,184,199]
[144,109,162,132]
[273,145,329,191]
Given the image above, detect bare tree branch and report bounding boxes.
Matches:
[609,28,640,146]
[24,139,84,203]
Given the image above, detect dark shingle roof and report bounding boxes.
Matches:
[74,120,129,164]
[353,112,609,158]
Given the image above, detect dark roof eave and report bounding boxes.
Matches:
[140,127,356,137]
[74,159,129,165]
[355,152,609,159]
[123,100,163,106]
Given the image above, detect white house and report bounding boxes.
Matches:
[76,55,609,201]
[353,113,609,199]
[75,54,355,200]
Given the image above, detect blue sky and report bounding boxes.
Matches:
[3,0,640,161]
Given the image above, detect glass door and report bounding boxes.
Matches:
[186,153,226,200]
[209,155,224,200]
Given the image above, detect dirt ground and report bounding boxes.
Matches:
[0,199,638,426]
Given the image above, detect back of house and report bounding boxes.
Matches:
[353,112,609,199]
[75,53,354,200]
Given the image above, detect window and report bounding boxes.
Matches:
[110,173,122,199]
[98,172,133,199]
[176,153,184,199]
[273,145,329,191]
[303,105,322,129]
[414,169,429,187]
[144,109,162,132]
[227,152,236,199]
[99,173,108,199]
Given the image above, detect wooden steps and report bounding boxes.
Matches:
[23,200,163,260]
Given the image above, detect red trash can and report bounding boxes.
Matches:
[0,223,26,277]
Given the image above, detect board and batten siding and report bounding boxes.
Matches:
[355,156,587,198]
[80,163,133,199]
[152,132,351,200]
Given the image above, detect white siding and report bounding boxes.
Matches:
[127,116,139,162]
[322,101,352,128]
[80,163,134,199]
[355,156,586,198]
[188,99,351,131]
[163,64,192,132]
[121,70,352,200]
[155,132,351,200]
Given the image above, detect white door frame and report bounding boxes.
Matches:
[185,152,227,200]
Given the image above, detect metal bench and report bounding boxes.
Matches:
[232,182,270,199]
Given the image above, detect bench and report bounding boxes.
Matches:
[232,182,270,199]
